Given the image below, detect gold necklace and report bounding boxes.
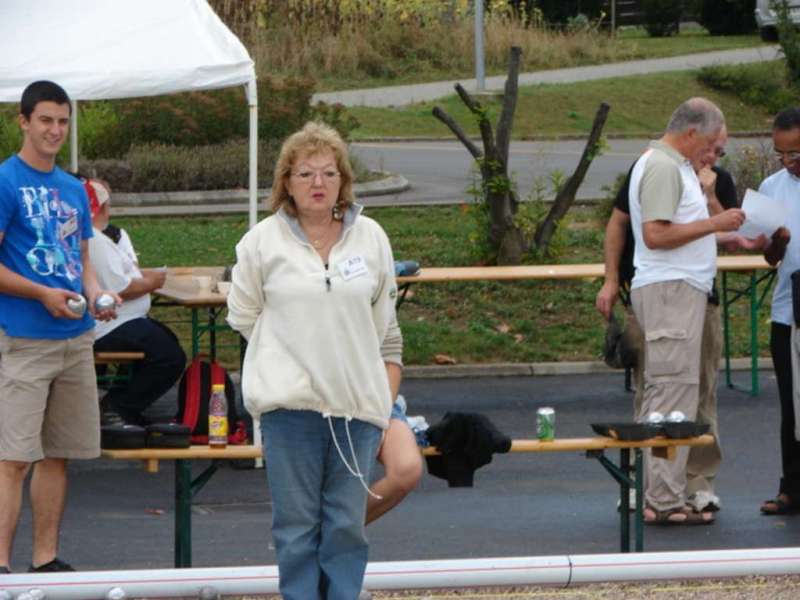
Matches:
[305,220,335,249]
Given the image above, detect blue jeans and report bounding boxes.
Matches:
[261,410,382,600]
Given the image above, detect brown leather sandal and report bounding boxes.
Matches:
[644,504,714,526]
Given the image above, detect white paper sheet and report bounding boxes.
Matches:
[738,188,785,238]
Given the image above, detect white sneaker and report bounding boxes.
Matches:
[616,488,638,512]
[687,490,721,512]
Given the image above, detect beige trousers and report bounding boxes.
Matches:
[631,280,707,511]
[626,302,723,498]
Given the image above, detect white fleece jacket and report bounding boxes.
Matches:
[226,205,401,430]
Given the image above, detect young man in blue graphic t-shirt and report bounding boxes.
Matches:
[0,81,119,574]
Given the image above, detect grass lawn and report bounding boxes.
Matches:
[348,70,777,140]
[115,207,770,369]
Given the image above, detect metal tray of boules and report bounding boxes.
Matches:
[591,422,660,441]
[660,421,709,439]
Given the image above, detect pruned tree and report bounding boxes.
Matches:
[433,46,610,264]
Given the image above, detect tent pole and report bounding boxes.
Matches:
[247,79,258,229]
[70,100,78,172]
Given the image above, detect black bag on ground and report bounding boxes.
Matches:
[176,355,250,445]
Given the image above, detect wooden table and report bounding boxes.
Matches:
[397,255,775,395]
[153,267,229,359]
[102,444,262,568]
[154,257,774,388]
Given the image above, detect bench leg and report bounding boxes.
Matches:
[634,449,644,552]
[175,459,192,568]
[619,448,630,553]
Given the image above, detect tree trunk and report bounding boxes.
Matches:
[533,102,611,255]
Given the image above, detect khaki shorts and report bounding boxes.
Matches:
[0,329,100,462]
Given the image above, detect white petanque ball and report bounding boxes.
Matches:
[198,586,220,600]
[666,410,687,423]
[16,593,34,600]
[646,411,665,424]
[27,590,45,600]
[106,587,127,600]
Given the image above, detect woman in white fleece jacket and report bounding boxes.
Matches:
[227,122,403,600]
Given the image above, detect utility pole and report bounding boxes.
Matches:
[475,0,485,91]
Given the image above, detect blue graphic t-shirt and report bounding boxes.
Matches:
[0,155,94,339]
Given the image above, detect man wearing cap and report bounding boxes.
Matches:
[0,81,118,574]
[87,178,186,426]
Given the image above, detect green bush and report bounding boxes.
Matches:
[0,106,21,161]
[528,1,605,25]
[81,139,280,192]
[697,62,799,113]
[642,0,683,37]
[697,0,756,35]
[73,76,316,159]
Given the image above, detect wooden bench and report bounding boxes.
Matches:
[103,434,712,568]
[94,351,145,387]
[422,435,714,555]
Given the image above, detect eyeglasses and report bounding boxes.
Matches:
[774,150,800,162]
[291,169,341,184]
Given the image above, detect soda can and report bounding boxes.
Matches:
[537,407,555,441]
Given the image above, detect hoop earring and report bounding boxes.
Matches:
[332,203,344,220]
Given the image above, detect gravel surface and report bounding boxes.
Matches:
[362,576,800,599]
[232,575,800,599]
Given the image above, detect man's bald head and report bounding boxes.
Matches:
[666,97,725,137]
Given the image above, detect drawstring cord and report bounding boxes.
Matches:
[326,415,382,500]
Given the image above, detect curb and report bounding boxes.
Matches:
[111,173,410,208]
[401,357,773,379]
[352,130,773,144]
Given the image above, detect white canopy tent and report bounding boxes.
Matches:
[0,0,260,227]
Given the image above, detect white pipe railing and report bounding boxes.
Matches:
[3,548,800,599]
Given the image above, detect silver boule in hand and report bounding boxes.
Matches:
[646,411,665,425]
[66,295,87,316]
[95,293,117,312]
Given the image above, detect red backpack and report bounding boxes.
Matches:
[176,355,249,445]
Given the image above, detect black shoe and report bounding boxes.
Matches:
[28,558,75,572]
[0,565,10,574]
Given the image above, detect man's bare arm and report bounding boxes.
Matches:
[643,208,746,250]
[595,208,630,320]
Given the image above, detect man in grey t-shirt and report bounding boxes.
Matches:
[629,98,745,526]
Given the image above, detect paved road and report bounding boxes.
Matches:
[6,370,797,572]
[352,137,771,206]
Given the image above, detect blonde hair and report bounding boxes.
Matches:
[270,121,354,217]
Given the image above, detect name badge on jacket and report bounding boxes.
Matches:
[337,255,368,280]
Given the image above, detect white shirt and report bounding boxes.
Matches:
[759,169,799,325]
[88,227,151,338]
[629,145,717,293]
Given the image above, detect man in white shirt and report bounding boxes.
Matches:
[629,98,745,525]
[86,179,185,425]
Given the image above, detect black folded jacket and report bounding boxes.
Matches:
[424,411,511,487]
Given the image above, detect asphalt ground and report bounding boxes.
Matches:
[4,369,799,575]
